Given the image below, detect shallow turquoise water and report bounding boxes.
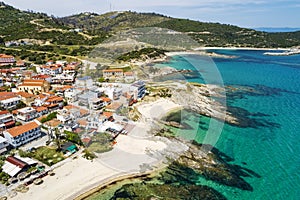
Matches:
[157,50,300,199]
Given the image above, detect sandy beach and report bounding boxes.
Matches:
[165,51,236,58]
[137,98,182,120]
[10,98,187,200]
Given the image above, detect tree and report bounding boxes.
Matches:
[98,77,105,82]
[16,101,26,109]
[54,128,62,151]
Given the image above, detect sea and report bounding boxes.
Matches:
[90,50,300,199]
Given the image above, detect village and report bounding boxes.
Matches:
[0,53,148,197]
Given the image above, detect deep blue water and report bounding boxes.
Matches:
[156,50,300,199]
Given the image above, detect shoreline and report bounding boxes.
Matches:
[75,99,186,199]
[163,47,291,58]
[165,50,236,59]
[74,162,167,200]
[195,46,291,51]
[10,98,187,200]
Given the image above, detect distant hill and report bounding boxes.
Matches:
[0,2,300,49]
[254,27,300,33]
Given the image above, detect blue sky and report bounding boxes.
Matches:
[3,0,300,28]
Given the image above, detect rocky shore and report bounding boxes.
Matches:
[89,140,260,200]
[146,82,241,127]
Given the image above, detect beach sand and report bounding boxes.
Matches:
[11,137,169,200]
[137,98,182,120]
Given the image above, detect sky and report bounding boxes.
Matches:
[3,0,300,28]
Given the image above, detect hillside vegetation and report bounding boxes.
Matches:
[154,19,300,48]
[117,47,167,62]
[0,2,108,45]
[0,1,300,52]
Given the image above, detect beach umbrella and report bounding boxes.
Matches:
[17,172,27,181]
[15,185,29,193]
[8,177,18,184]
[33,178,43,185]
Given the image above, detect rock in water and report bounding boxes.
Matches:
[111,183,227,200]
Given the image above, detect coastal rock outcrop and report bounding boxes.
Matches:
[111,183,227,200]
[159,142,260,191]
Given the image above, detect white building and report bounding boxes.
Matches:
[0,110,15,129]
[75,76,93,88]
[102,69,124,79]
[38,65,62,75]
[51,74,75,84]
[0,137,9,154]
[16,107,38,122]
[3,121,41,148]
[57,109,75,124]
[0,93,21,110]
[130,81,146,100]
[90,98,105,110]
[64,88,78,103]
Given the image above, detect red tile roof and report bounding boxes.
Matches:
[103,69,123,73]
[46,96,64,103]
[5,121,15,127]
[23,79,46,83]
[77,119,87,126]
[6,156,27,168]
[0,54,13,58]
[63,66,75,70]
[19,79,48,87]
[6,121,39,138]
[100,97,112,102]
[0,110,10,115]
[64,105,79,110]
[0,92,18,101]
[36,94,48,99]
[18,91,35,98]
[124,71,134,76]
[35,106,48,112]
[32,75,51,79]
[103,112,113,118]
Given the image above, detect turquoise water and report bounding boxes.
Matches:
[156,50,300,199]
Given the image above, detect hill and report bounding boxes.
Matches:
[0,2,108,45]
[0,2,300,51]
[58,11,300,48]
[59,11,168,32]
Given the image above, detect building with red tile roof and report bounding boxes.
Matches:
[103,69,124,79]
[3,121,41,147]
[0,54,15,66]
[17,79,50,94]
[17,91,35,106]
[38,64,62,75]
[0,92,21,110]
